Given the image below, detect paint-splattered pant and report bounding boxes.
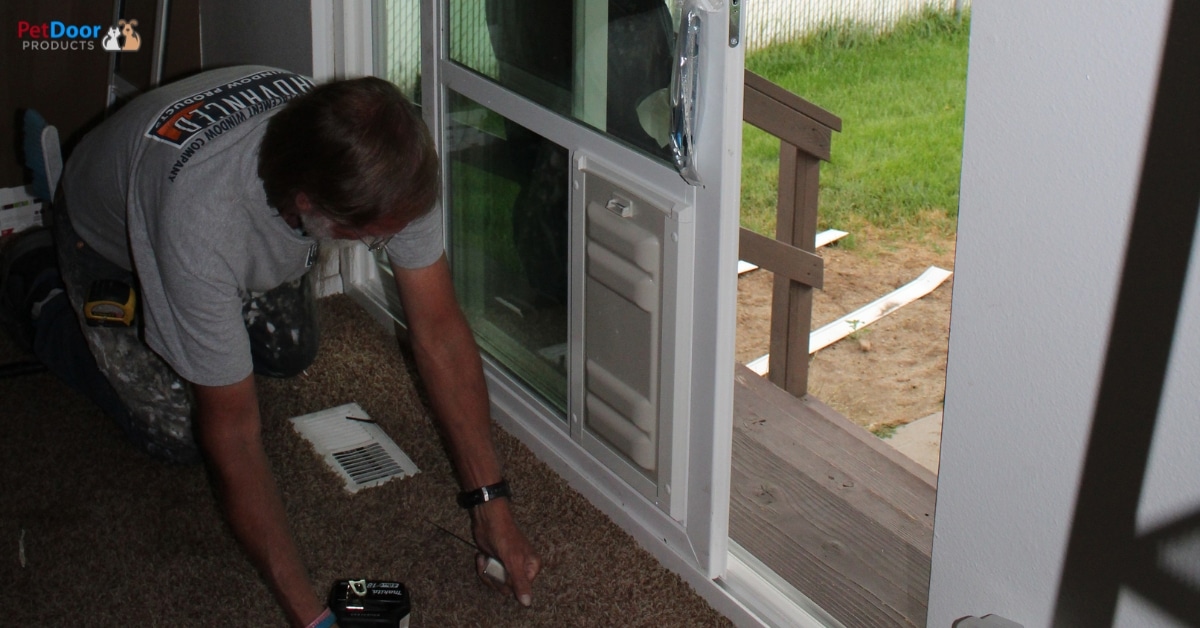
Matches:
[52,197,318,463]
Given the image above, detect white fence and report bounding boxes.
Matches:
[745,0,970,50]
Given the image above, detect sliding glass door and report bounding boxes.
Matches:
[436,0,743,579]
[363,0,744,583]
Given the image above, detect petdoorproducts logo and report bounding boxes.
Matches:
[17,18,141,52]
[102,20,142,51]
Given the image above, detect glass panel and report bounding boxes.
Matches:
[374,2,423,274]
[446,91,570,412]
[449,0,678,163]
[376,2,422,102]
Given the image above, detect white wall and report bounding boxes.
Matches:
[929,0,1199,626]
[199,0,312,75]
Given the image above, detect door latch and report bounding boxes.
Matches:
[605,193,634,218]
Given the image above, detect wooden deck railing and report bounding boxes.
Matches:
[739,71,842,397]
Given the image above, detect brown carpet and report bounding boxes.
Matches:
[0,294,732,627]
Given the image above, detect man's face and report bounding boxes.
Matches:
[298,210,342,242]
[294,193,411,246]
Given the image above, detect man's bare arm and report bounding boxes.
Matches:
[193,375,326,627]
[392,254,541,605]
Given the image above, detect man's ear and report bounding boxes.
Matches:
[293,191,312,212]
[276,191,309,228]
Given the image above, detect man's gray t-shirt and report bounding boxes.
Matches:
[63,66,443,387]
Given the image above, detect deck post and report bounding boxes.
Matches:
[768,144,821,396]
[741,70,840,398]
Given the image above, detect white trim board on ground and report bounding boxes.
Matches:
[746,266,953,375]
[737,229,849,275]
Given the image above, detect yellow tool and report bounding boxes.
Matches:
[84,279,136,326]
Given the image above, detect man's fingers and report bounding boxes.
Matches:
[526,554,542,582]
[506,552,540,607]
[517,554,542,607]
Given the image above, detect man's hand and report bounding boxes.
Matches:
[194,375,326,627]
[470,497,541,606]
[393,255,542,605]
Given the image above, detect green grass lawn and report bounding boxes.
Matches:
[742,10,971,243]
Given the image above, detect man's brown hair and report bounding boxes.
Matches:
[258,76,438,229]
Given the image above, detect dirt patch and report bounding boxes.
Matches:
[736,230,956,432]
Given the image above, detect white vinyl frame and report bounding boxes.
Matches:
[314,1,836,625]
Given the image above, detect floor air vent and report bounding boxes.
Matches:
[290,402,420,493]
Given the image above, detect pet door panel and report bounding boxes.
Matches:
[582,170,666,477]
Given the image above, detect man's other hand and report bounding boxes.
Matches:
[470,497,541,606]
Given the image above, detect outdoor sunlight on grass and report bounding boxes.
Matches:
[742,10,971,243]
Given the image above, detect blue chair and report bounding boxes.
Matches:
[22,109,62,204]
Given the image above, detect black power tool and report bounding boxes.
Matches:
[328,579,411,627]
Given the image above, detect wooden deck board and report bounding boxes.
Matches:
[730,364,936,627]
[736,366,936,514]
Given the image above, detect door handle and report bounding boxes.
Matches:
[670,5,703,185]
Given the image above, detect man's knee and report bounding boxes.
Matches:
[250,330,318,378]
[50,204,199,463]
[83,319,199,462]
[117,411,201,464]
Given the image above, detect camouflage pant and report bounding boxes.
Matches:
[53,199,318,463]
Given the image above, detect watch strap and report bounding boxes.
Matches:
[457,479,511,509]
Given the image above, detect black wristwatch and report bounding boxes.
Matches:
[457,479,511,509]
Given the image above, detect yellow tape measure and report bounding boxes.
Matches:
[84,279,136,327]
